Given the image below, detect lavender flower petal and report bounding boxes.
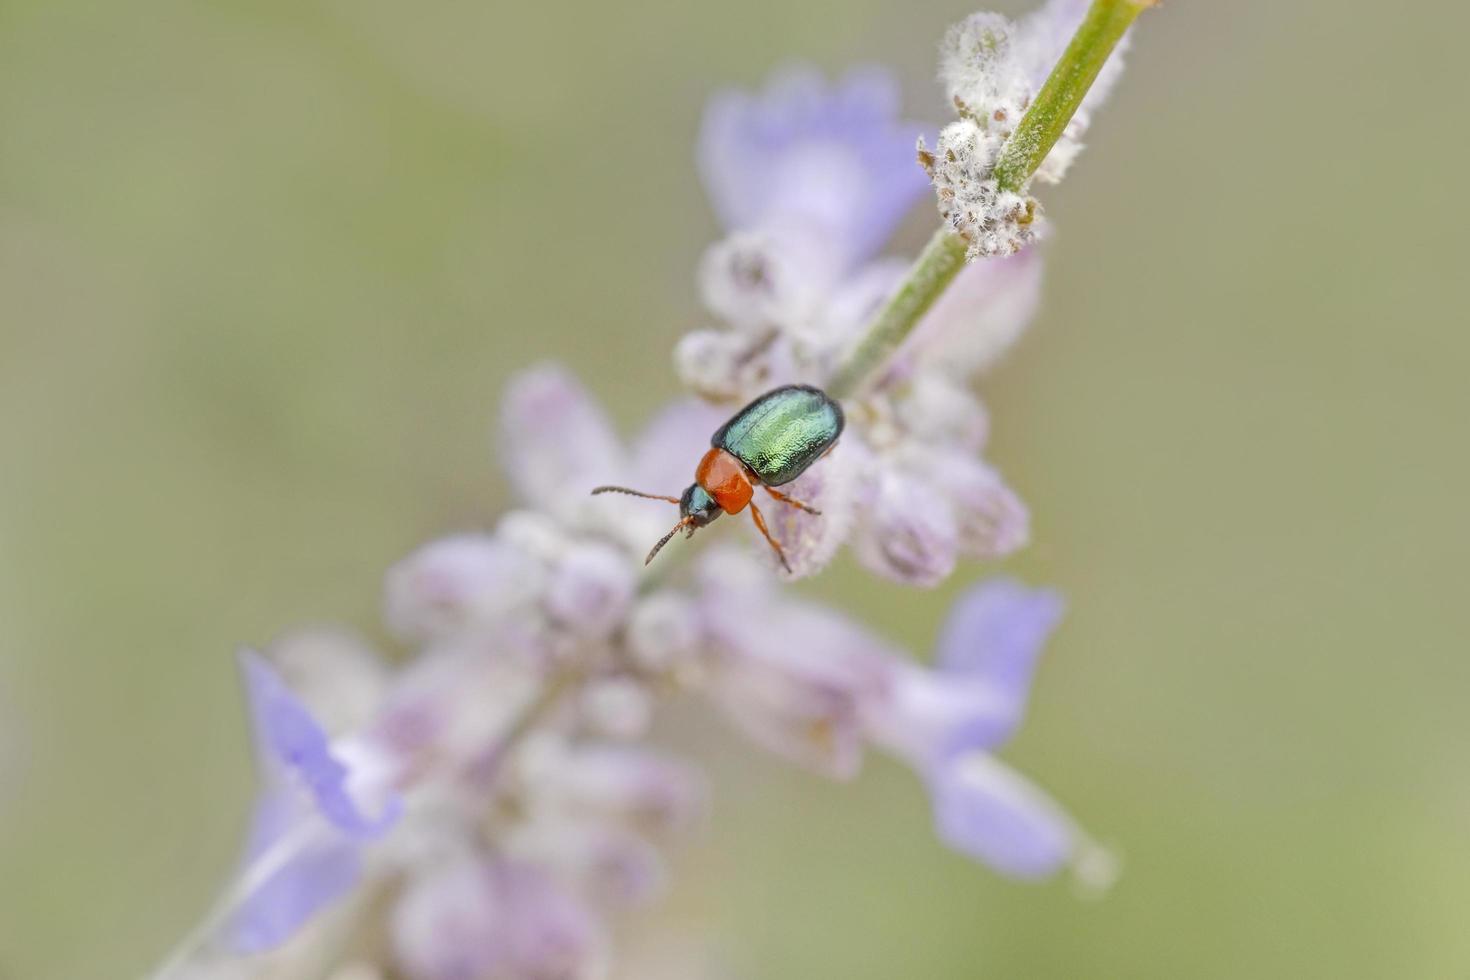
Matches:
[544,744,708,838]
[698,66,929,274]
[912,449,1030,560]
[892,374,991,453]
[501,364,628,517]
[229,794,362,954]
[228,651,400,952]
[868,579,1061,771]
[507,818,668,907]
[391,859,505,980]
[852,468,959,588]
[936,578,1064,707]
[383,533,545,644]
[544,542,636,641]
[703,588,894,778]
[239,650,399,838]
[930,752,1078,878]
[392,858,607,980]
[864,662,1017,768]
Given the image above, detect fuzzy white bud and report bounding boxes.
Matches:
[920,120,1039,260]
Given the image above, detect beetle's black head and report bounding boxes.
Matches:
[679,483,723,530]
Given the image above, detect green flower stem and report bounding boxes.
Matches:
[827,0,1153,398]
[993,0,1150,194]
[826,228,969,399]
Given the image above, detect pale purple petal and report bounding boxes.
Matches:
[866,581,1061,768]
[930,752,1076,878]
[936,579,1064,715]
[674,329,758,403]
[392,858,606,980]
[238,650,398,838]
[864,662,1018,767]
[228,651,400,952]
[391,860,505,980]
[544,542,636,640]
[578,676,655,740]
[507,819,668,907]
[500,364,627,513]
[697,65,929,273]
[545,745,708,837]
[893,374,990,453]
[495,861,607,979]
[702,590,894,778]
[372,646,541,778]
[912,450,1030,560]
[852,468,959,588]
[383,534,545,644]
[623,591,704,675]
[698,228,837,329]
[229,796,362,954]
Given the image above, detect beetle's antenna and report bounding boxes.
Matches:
[591,485,681,505]
[646,516,695,565]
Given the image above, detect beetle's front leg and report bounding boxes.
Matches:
[764,486,821,515]
[747,501,793,573]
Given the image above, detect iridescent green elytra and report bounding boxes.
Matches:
[712,384,845,487]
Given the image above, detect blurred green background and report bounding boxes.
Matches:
[2,0,1467,977]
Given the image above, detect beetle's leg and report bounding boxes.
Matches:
[764,486,821,515]
[747,501,792,574]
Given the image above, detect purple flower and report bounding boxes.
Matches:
[907,448,1030,561]
[391,858,606,980]
[868,580,1063,766]
[501,364,626,520]
[228,650,400,952]
[541,744,708,838]
[698,66,930,280]
[865,580,1086,879]
[700,560,895,778]
[506,818,669,907]
[852,469,960,588]
[544,542,637,641]
[930,752,1079,878]
[383,533,546,645]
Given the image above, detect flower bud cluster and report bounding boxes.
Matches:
[923,0,1135,258]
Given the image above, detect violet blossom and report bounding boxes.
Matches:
[151,1,1153,975]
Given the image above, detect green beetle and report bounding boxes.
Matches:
[593,384,844,570]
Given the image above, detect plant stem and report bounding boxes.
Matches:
[826,228,969,399]
[827,0,1152,398]
[993,0,1149,194]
